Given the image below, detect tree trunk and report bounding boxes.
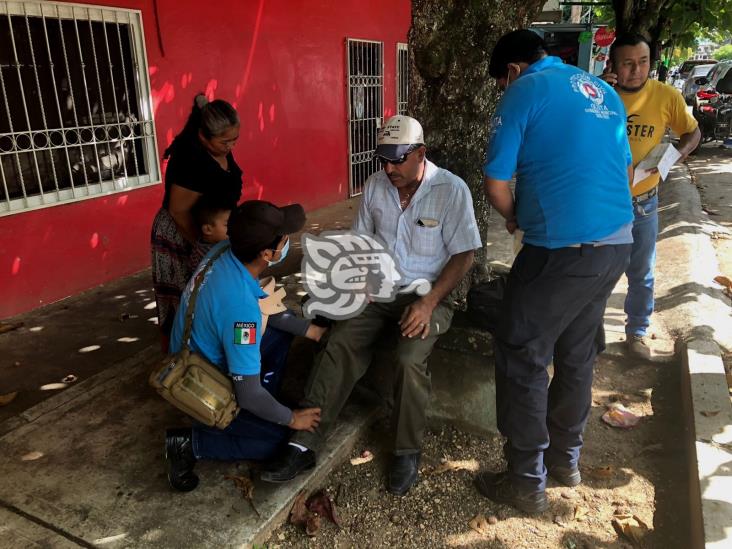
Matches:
[408,0,544,296]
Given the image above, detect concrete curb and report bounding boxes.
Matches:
[250,400,381,547]
[680,338,732,549]
[656,166,732,549]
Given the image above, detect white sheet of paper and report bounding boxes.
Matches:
[632,143,682,186]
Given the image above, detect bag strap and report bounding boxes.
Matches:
[182,244,230,352]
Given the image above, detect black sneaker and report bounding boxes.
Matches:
[474,471,548,514]
[260,445,316,483]
[387,452,421,496]
[547,464,582,487]
[165,428,199,492]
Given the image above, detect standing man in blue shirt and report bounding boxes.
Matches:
[262,116,483,495]
[475,30,634,514]
[164,201,323,492]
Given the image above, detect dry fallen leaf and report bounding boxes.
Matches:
[0,321,23,335]
[587,465,615,479]
[469,514,491,535]
[430,458,480,475]
[612,514,650,546]
[574,505,589,522]
[305,513,321,537]
[225,474,260,517]
[350,450,374,466]
[714,275,732,290]
[602,403,641,429]
[307,490,341,527]
[0,392,18,406]
[290,491,310,526]
[21,451,44,461]
[714,275,732,298]
[701,410,720,417]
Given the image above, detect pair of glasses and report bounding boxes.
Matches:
[375,145,419,166]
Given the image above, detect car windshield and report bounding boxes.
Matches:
[680,60,717,74]
[691,65,714,77]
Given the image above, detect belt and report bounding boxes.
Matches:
[632,186,658,204]
[567,242,609,248]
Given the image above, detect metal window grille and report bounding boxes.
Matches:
[396,42,408,116]
[0,1,159,216]
[346,38,383,197]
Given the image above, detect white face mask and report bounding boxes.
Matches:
[267,238,289,267]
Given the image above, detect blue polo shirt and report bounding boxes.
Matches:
[170,241,264,376]
[483,56,633,249]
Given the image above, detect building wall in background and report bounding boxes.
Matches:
[0,0,410,317]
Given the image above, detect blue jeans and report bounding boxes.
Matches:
[624,195,659,337]
[192,327,294,461]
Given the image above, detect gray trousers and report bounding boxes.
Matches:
[292,293,453,455]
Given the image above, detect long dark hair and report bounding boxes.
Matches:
[164,94,239,159]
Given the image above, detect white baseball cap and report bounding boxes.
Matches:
[375,115,424,161]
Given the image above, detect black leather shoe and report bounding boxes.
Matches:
[474,471,548,514]
[547,464,582,487]
[260,445,316,483]
[387,452,421,496]
[165,428,198,492]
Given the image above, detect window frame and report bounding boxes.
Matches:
[0,0,160,217]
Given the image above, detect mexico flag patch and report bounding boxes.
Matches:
[233,322,257,345]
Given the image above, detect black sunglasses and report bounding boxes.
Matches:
[375,145,420,166]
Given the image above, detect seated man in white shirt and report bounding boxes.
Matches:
[262,115,482,495]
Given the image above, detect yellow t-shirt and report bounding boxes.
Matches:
[618,79,698,196]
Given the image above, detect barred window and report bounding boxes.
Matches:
[396,42,408,116]
[0,1,159,216]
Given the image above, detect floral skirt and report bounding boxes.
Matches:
[150,208,193,339]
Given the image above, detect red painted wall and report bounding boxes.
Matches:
[0,0,410,318]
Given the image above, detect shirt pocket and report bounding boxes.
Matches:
[411,223,442,256]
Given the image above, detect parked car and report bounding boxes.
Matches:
[674,59,718,90]
[693,61,732,145]
[682,64,715,104]
[692,61,732,113]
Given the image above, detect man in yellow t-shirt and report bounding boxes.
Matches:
[602,34,701,359]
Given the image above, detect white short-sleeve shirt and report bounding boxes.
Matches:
[353,159,482,284]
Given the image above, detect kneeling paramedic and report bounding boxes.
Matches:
[164,200,323,492]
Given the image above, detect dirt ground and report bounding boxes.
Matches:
[265,345,690,549]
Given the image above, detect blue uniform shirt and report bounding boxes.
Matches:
[170,241,265,376]
[483,56,634,249]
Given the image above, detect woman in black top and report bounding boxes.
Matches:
[151,94,242,350]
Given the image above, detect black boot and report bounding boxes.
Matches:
[165,428,198,492]
[547,464,582,487]
[474,471,548,514]
[387,452,421,496]
[260,445,316,483]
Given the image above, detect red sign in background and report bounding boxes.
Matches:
[595,26,616,47]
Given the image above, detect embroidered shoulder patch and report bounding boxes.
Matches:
[233,322,257,345]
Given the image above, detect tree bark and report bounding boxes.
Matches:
[408,0,544,296]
